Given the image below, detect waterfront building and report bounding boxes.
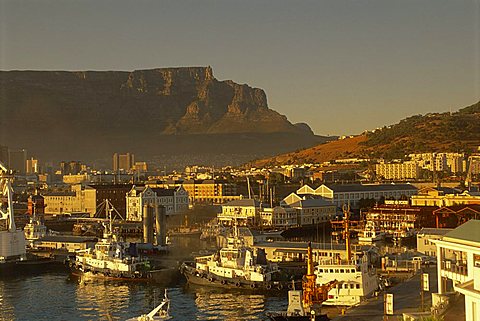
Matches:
[148,179,241,205]
[432,205,480,228]
[433,220,480,321]
[43,191,83,215]
[416,228,453,257]
[362,201,435,236]
[84,184,133,218]
[259,206,298,228]
[412,187,480,207]
[217,199,265,225]
[294,183,417,208]
[375,161,420,180]
[288,198,337,225]
[126,185,189,221]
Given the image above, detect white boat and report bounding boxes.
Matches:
[315,251,379,306]
[266,242,336,321]
[0,163,27,266]
[126,290,171,321]
[24,215,47,248]
[358,221,385,243]
[316,206,378,306]
[66,203,153,280]
[181,225,287,290]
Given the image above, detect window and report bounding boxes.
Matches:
[356,284,360,289]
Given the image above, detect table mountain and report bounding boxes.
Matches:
[0,67,325,165]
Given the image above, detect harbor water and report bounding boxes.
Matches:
[0,268,287,321]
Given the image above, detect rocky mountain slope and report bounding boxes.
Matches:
[253,100,480,166]
[0,67,325,164]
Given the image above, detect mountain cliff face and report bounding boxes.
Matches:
[0,67,309,135]
[0,67,322,164]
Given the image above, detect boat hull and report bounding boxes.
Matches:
[266,312,329,321]
[67,261,179,284]
[181,264,298,292]
[0,257,60,277]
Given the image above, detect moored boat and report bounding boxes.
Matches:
[126,289,171,321]
[181,225,299,291]
[0,163,27,271]
[266,242,335,321]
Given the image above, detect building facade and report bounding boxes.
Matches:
[218,199,265,225]
[126,185,189,221]
[112,152,135,172]
[375,161,420,180]
[433,220,480,321]
[295,183,418,208]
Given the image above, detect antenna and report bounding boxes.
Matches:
[343,203,352,262]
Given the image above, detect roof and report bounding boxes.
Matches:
[418,228,453,236]
[38,235,97,243]
[223,199,264,207]
[443,220,480,245]
[289,198,333,208]
[254,241,346,251]
[151,188,175,197]
[87,184,134,190]
[43,192,76,197]
[324,183,418,193]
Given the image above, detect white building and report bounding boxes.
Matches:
[217,199,265,225]
[259,206,298,228]
[433,220,480,321]
[288,198,337,225]
[416,228,453,257]
[126,185,189,221]
[294,183,417,208]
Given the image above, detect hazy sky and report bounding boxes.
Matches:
[1,0,479,135]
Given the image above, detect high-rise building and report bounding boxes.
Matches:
[112,153,134,172]
[60,161,83,175]
[26,157,39,174]
[8,149,27,174]
[0,145,8,166]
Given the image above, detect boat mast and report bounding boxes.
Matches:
[343,204,352,262]
[0,162,16,232]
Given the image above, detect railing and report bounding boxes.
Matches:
[440,261,468,276]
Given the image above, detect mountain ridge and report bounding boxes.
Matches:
[0,66,324,164]
[252,100,480,166]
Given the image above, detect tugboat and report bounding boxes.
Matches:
[66,203,153,281]
[0,162,27,269]
[126,289,171,321]
[266,242,336,320]
[181,224,296,291]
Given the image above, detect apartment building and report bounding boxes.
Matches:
[375,161,420,180]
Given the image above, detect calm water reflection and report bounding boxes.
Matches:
[0,270,286,321]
